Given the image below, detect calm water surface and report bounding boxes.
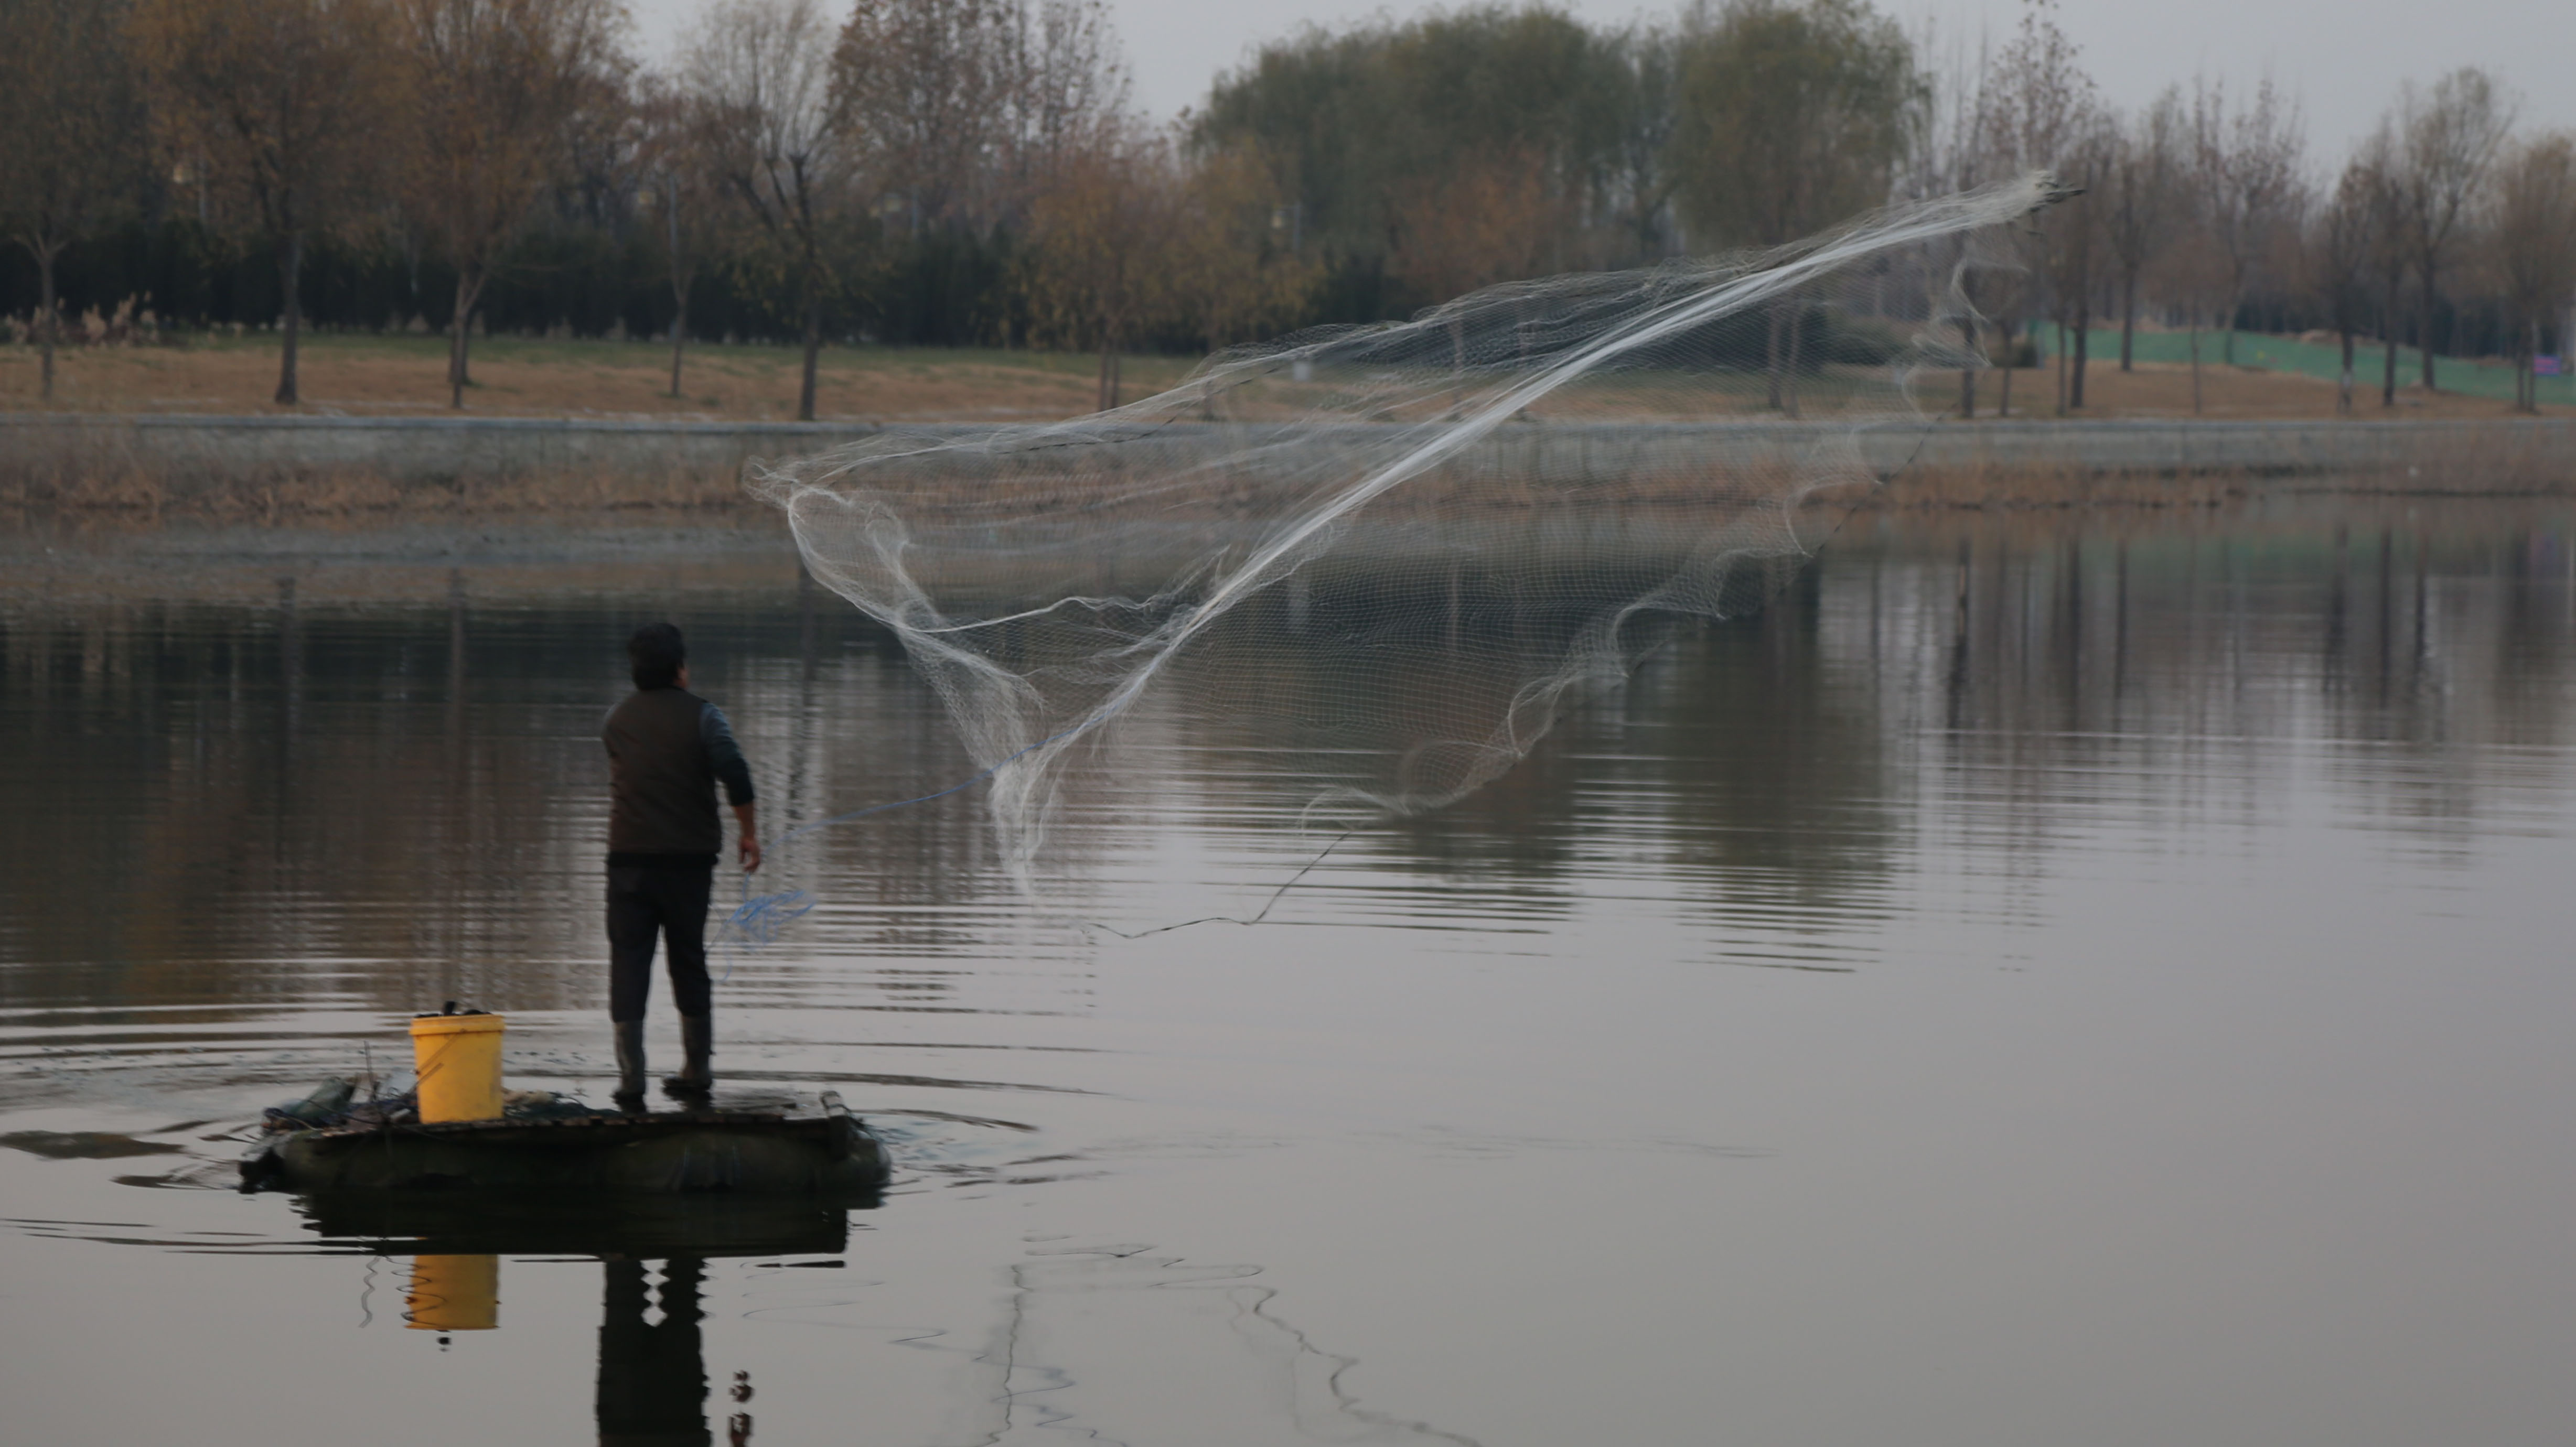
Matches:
[5,500,2574,1446]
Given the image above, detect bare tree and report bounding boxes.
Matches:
[2042,112,2114,411]
[636,77,729,400]
[0,0,146,402]
[2337,127,2413,408]
[2305,155,2380,414]
[2189,74,2304,369]
[392,0,631,409]
[998,0,1127,202]
[2390,68,2514,391]
[2103,88,2183,373]
[131,0,395,405]
[1895,18,1998,417]
[2484,133,2576,412]
[685,0,857,422]
[1975,0,2095,418]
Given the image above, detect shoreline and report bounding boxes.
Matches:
[3,413,2571,521]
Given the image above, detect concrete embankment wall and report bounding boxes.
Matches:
[5,414,2572,502]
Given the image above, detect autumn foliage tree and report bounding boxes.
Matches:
[0,0,147,402]
[130,0,393,405]
[1668,0,1917,415]
[391,0,631,409]
[636,76,732,399]
[685,0,854,421]
[1024,122,1176,411]
[1167,140,1316,354]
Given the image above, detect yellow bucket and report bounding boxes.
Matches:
[406,1254,499,1332]
[410,1010,506,1123]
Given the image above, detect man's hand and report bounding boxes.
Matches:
[734,803,762,872]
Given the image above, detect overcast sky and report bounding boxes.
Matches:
[624,0,2563,170]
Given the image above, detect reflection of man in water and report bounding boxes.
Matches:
[603,623,760,1108]
[597,1257,712,1447]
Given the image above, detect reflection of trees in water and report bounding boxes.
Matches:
[0,586,1007,1011]
[10,503,2576,1008]
[1829,503,2576,874]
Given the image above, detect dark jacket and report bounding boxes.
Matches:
[602,687,756,862]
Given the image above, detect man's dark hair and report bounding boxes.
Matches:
[628,622,686,690]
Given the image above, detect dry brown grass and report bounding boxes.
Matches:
[5,331,2568,523]
[0,332,1201,422]
[0,459,756,523]
[6,330,2558,424]
[1956,358,2555,420]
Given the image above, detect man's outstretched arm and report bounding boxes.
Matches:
[701,701,761,871]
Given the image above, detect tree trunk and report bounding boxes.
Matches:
[276,229,305,406]
[2119,267,2137,372]
[1447,317,1467,416]
[2381,277,2400,407]
[2053,320,2067,415]
[1958,315,1977,419]
[2187,315,2203,415]
[669,286,689,401]
[667,194,688,401]
[2221,291,2236,366]
[37,247,58,403]
[2524,317,2541,413]
[448,270,485,411]
[1780,296,1801,420]
[1998,323,2015,418]
[2070,300,2091,410]
[2337,326,2355,415]
[2418,261,2439,391]
[798,297,821,423]
[1765,303,1786,411]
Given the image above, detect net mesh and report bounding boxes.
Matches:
[750,175,2060,884]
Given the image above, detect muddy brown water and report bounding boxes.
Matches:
[5,497,2575,1446]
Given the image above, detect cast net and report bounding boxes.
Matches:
[750,175,2060,886]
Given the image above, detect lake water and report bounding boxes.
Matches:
[5,498,2575,1446]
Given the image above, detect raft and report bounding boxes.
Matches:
[241,1090,890,1196]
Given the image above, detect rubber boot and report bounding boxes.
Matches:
[662,1013,713,1102]
[613,1020,649,1112]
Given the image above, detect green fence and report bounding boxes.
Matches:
[2029,326,2573,407]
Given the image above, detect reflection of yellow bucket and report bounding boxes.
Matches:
[410,1011,506,1122]
[406,1254,499,1331]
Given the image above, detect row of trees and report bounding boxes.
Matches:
[1941,10,2567,416]
[0,0,1298,413]
[4,0,2572,416]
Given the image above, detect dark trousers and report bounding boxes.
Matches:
[608,863,713,1023]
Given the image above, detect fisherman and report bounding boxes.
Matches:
[602,622,760,1109]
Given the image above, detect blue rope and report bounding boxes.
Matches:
[715,720,1089,971]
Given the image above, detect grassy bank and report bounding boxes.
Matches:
[2034,326,2575,411]
[0,332,1203,423]
[6,329,2564,424]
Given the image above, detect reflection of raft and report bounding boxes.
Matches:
[241,1090,889,1195]
[296,1185,866,1257]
